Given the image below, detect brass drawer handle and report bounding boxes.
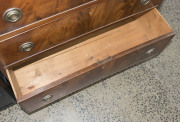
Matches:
[146,48,155,55]
[42,95,53,101]
[19,42,34,52]
[141,0,150,5]
[3,8,22,23]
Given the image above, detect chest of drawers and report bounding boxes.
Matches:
[0,0,174,113]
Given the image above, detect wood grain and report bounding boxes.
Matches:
[6,69,22,99]
[6,9,174,113]
[19,33,174,114]
[14,22,147,95]
[0,0,163,67]
[0,0,94,35]
[13,7,173,95]
[14,9,173,95]
[0,0,163,36]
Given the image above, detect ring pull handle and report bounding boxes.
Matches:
[4,8,22,23]
[42,95,53,101]
[146,48,155,55]
[141,0,150,5]
[19,42,34,52]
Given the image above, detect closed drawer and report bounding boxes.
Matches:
[6,9,174,113]
[0,0,96,35]
[0,0,163,67]
[0,0,162,35]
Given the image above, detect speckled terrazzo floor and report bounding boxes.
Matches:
[0,0,180,121]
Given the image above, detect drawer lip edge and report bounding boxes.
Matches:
[14,31,175,103]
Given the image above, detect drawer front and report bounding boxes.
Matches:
[0,0,95,35]
[0,0,163,36]
[19,34,173,114]
[89,0,163,28]
[0,0,163,66]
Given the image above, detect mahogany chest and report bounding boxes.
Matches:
[0,0,174,113]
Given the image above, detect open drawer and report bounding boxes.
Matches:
[6,9,174,113]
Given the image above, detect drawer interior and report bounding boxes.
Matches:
[6,9,173,102]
